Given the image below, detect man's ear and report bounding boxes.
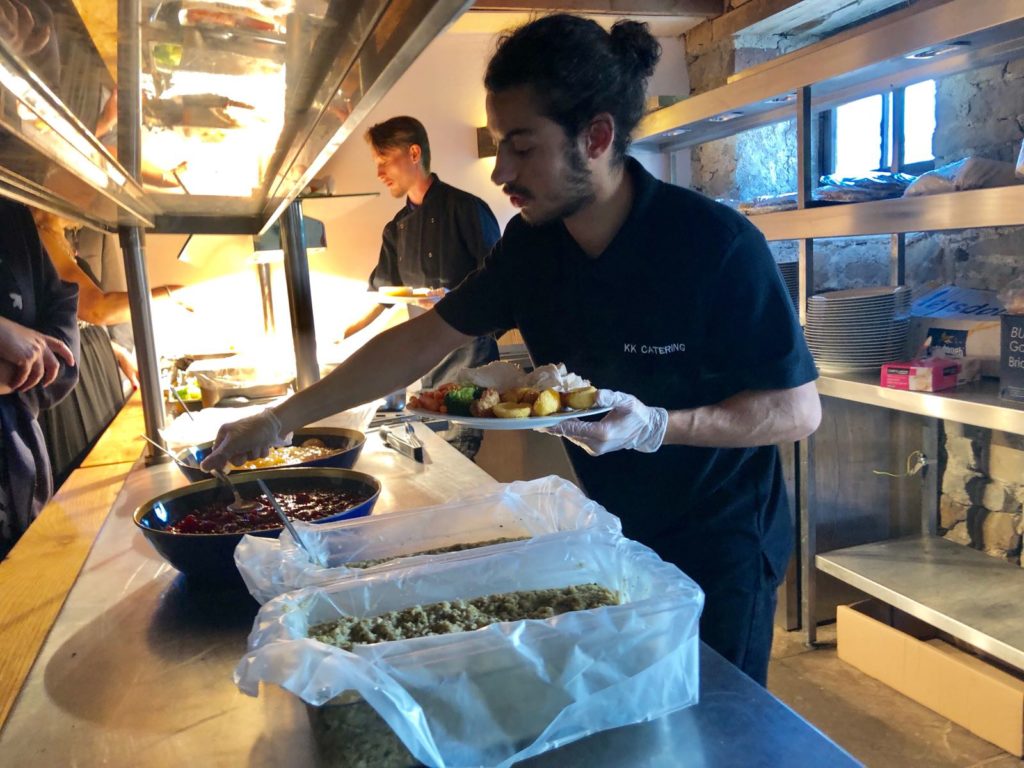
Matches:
[583,113,615,160]
[408,143,422,166]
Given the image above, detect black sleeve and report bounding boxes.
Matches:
[22,207,80,412]
[435,233,516,338]
[368,222,401,289]
[699,226,817,398]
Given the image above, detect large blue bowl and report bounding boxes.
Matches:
[133,467,380,582]
[174,427,366,483]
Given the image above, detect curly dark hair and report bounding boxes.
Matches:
[485,14,661,164]
[365,116,431,173]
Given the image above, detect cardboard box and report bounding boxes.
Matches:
[881,358,960,392]
[838,600,1024,756]
[909,285,1003,377]
[1000,315,1024,404]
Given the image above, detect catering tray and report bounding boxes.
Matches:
[235,531,703,768]
[234,476,622,603]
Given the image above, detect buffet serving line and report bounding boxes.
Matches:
[0,400,857,767]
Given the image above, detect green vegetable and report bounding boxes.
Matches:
[443,385,483,416]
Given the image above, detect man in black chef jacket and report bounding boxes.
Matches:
[204,15,821,686]
[344,116,501,460]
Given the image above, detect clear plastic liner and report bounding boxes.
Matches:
[235,531,703,768]
[234,476,622,604]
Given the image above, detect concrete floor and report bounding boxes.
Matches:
[768,624,1024,767]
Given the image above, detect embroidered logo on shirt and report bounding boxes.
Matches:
[623,342,686,355]
[9,292,22,310]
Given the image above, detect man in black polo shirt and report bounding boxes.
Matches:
[204,16,820,686]
[344,116,501,458]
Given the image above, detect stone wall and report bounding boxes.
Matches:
[685,30,1024,562]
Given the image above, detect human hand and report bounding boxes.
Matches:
[110,341,138,389]
[199,409,289,472]
[541,389,668,456]
[0,316,75,391]
[416,288,447,310]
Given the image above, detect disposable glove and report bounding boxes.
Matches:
[542,389,668,456]
[200,409,290,472]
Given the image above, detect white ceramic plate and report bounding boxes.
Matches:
[406,405,613,430]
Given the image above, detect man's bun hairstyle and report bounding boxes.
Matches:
[485,14,662,163]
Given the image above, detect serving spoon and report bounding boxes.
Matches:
[139,434,258,513]
[256,478,323,565]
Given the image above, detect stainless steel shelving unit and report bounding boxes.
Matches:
[816,375,1024,434]
[752,185,1024,241]
[637,0,1024,660]
[817,536,1024,671]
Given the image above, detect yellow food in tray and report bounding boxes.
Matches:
[231,439,341,470]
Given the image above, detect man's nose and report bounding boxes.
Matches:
[491,148,514,187]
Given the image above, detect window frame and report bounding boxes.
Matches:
[819,84,936,178]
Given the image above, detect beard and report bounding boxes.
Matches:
[518,141,595,225]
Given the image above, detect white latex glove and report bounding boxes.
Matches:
[200,409,289,472]
[542,389,668,456]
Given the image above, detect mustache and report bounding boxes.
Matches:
[502,184,531,199]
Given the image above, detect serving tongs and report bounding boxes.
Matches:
[139,434,258,513]
[381,422,426,463]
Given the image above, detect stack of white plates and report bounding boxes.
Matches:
[778,262,799,310]
[804,286,911,373]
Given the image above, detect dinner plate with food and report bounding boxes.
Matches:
[369,286,444,305]
[406,361,611,430]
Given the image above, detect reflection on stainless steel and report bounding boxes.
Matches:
[0,0,471,230]
[0,424,855,767]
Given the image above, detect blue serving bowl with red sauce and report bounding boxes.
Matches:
[133,467,380,582]
[173,427,367,484]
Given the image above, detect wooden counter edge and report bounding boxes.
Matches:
[0,392,145,729]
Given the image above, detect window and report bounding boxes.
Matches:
[824,80,937,176]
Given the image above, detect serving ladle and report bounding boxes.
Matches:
[139,434,258,514]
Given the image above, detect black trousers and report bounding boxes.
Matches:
[698,581,778,686]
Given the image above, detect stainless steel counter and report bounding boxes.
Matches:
[0,420,857,767]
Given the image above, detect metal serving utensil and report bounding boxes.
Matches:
[140,433,195,469]
[255,478,323,565]
[139,434,258,514]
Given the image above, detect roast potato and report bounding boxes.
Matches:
[531,388,561,417]
[562,386,597,410]
[493,401,533,418]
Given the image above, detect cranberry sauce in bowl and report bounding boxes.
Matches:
[133,467,381,581]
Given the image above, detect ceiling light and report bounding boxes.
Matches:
[664,128,690,137]
[709,111,743,123]
[767,93,797,104]
[905,41,970,60]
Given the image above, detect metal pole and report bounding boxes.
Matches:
[890,87,906,287]
[796,85,818,644]
[256,261,276,334]
[279,200,320,390]
[118,0,164,457]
